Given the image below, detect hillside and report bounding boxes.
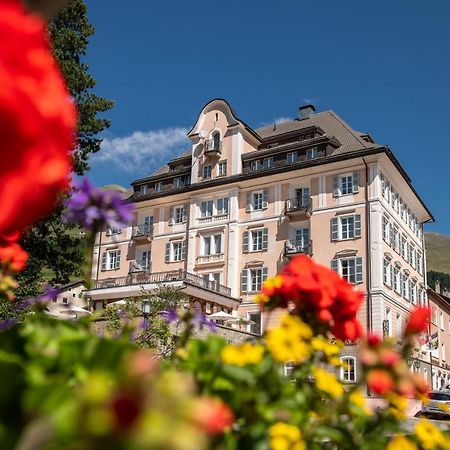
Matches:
[425,232,450,275]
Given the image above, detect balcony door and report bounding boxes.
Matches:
[295,188,310,208]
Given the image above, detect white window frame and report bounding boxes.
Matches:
[174,206,184,224]
[173,177,183,188]
[383,258,391,287]
[251,229,264,252]
[331,214,361,241]
[218,160,227,176]
[250,160,262,171]
[202,234,222,256]
[250,268,264,292]
[104,249,121,270]
[340,356,356,383]
[217,197,229,215]
[200,200,214,218]
[140,185,148,195]
[332,257,363,284]
[263,157,274,169]
[306,147,318,159]
[252,191,264,211]
[287,152,297,164]
[141,250,151,270]
[393,266,401,294]
[172,242,183,262]
[203,165,212,179]
[155,181,163,192]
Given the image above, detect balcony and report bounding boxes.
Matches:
[198,213,229,224]
[204,139,222,156]
[284,197,312,218]
[284,239,313,257]
[131,224,153,242]
[196,253,225,266]
[129,261,151,274]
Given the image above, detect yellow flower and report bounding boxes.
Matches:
[415,419,446,450]
[387,435,418,450]
[269,422,306,450]
[348,389,373,415]
[255,293,270,304]
[312,367,344,399]
[280,314,313,340]
[386,393,408,420]
[221,343,264,366]
[311,336,340,357]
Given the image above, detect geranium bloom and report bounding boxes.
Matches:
[0,0,76,241]
[405,306,430,336]
[0,242,28,273]
[366,369,394,395]
[257,255,364,341]
[191,398,234,435]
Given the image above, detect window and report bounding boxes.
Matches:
[217,198,229,215]
[383,216,390,243]
[381,174,390,200]
[203,235,222,256]
[340,356,356,382]
[62,297,68,304]
[331,257,363,283]
[417,252,423,274]
[393,226,400,253]
[401,235,408,261]
[408,244,415,268]
[140,185,148,195]
[246,190,268,212]
[173,177,183,188]
[155,181,163,193]
[393,266,401,294]
[333,172,359,197]
[172,206,185,224]
[203,165,212,179]
[142,216,153,235]
[392,190,399,212]
[212,131,221,150]
[331,214,362,240]
[106,226,121,236]
[306,147,318,159]
[101,249,121,271]
[295,188,310,208]
[287,152,297,163]
[295,228,310,247]
[250,160,262,171]
[383,258,391,287]
[241,267,268,293]
[248,312,262,335]
[402,273,409,300]
[141,251,151,269]
[218,161,227,176]
[165,241,186,262]
[243,228,269,252]
[201,200,214,218]
[385,308,392,337]
[263,157,274,169]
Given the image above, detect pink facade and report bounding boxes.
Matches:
[86,99,433,354]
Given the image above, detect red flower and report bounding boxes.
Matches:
[367,370,394,395]
[379,349,401,367]
[0,243,28,273]
[191,398,234,435]
[0,0,76,242]
[367,333,383,347]
[112,392,141,430]
[405,307,430,336]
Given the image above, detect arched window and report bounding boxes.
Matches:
[340,356,356,383]
[212,131,220,149]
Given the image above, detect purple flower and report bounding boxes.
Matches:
[161,309,179,323]
[0,319,17,331]
[63,178,134,231]
[192,312,216,332]
[40,284,60,303]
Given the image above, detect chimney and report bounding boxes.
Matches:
[435,279,441,295]
[299,104,316,120]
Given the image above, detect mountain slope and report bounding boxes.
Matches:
[425,232,450,275]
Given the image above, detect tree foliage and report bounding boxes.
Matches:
[427,270,450,292]
[15,0,113,300]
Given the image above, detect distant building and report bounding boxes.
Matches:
[85,99,433,382]
[47,280,87,318]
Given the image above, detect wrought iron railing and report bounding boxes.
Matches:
[92,269,232,297]
[284,239,313,256]
[284,197,312,214]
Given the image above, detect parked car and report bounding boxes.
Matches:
[417,390,450,419]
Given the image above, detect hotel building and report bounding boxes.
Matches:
[86,99,434,376]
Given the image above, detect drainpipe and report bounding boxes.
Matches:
[362,157,373,333]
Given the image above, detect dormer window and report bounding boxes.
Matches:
[306,147,318,159]
[155,181,163,192]
[173,177,183,188]
[139,185,148,195]
[287,152,298,164]
[250,160,262,171]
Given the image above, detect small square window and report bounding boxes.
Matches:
[203,165,212,179]
[218,161,227,176]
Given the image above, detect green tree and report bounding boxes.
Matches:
[14,0,113,300]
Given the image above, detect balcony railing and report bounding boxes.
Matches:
[284,239,313,256]
[196,254,225,265]
[198,213,229,223]
[92,269,232,297]
[129,261,151,273]
[131,224,153,241]
[284,197,312,215]
[205,139,222,155]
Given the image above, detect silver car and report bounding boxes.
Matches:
[418,390,450,419]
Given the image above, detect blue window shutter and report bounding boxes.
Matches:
[354,214,362,237]
[352,171,360,193]
[331,217,339,241]
[243,231,249,252]
[262,228,269,250]
[165,243,171,263]
[101,252,107,271]
[332,176,340,197]
[241,269,248,293]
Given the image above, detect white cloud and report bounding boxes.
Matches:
[93,127,190,174]
[258,116,293,128]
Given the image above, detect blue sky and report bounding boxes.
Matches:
[85,0,450,235]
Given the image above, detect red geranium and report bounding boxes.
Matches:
[0,243,28,273]
[0,0,76,242]
[191,398,234,435]
[259,255,364,341]
[405,306,431,336]
[367,369,394,395]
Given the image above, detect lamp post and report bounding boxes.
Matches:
[142,299,150,328]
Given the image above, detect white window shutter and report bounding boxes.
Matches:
[169,207,174,226]
[115,250,121,269]
[354,214,362,237]
[165,243,171,263]
[331,258,339,273]
[101,252,107,271]
[241,269,248,293]
[182,204,188,223]
[352,171,360,193]
[243,231,249,253]
[262,228,269,250]
[331,217,339,241]
[262,190,268,209]
[355,257,363,283]
[181,240,187,260]
[246,192,252,213]
[332,176,340,197]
